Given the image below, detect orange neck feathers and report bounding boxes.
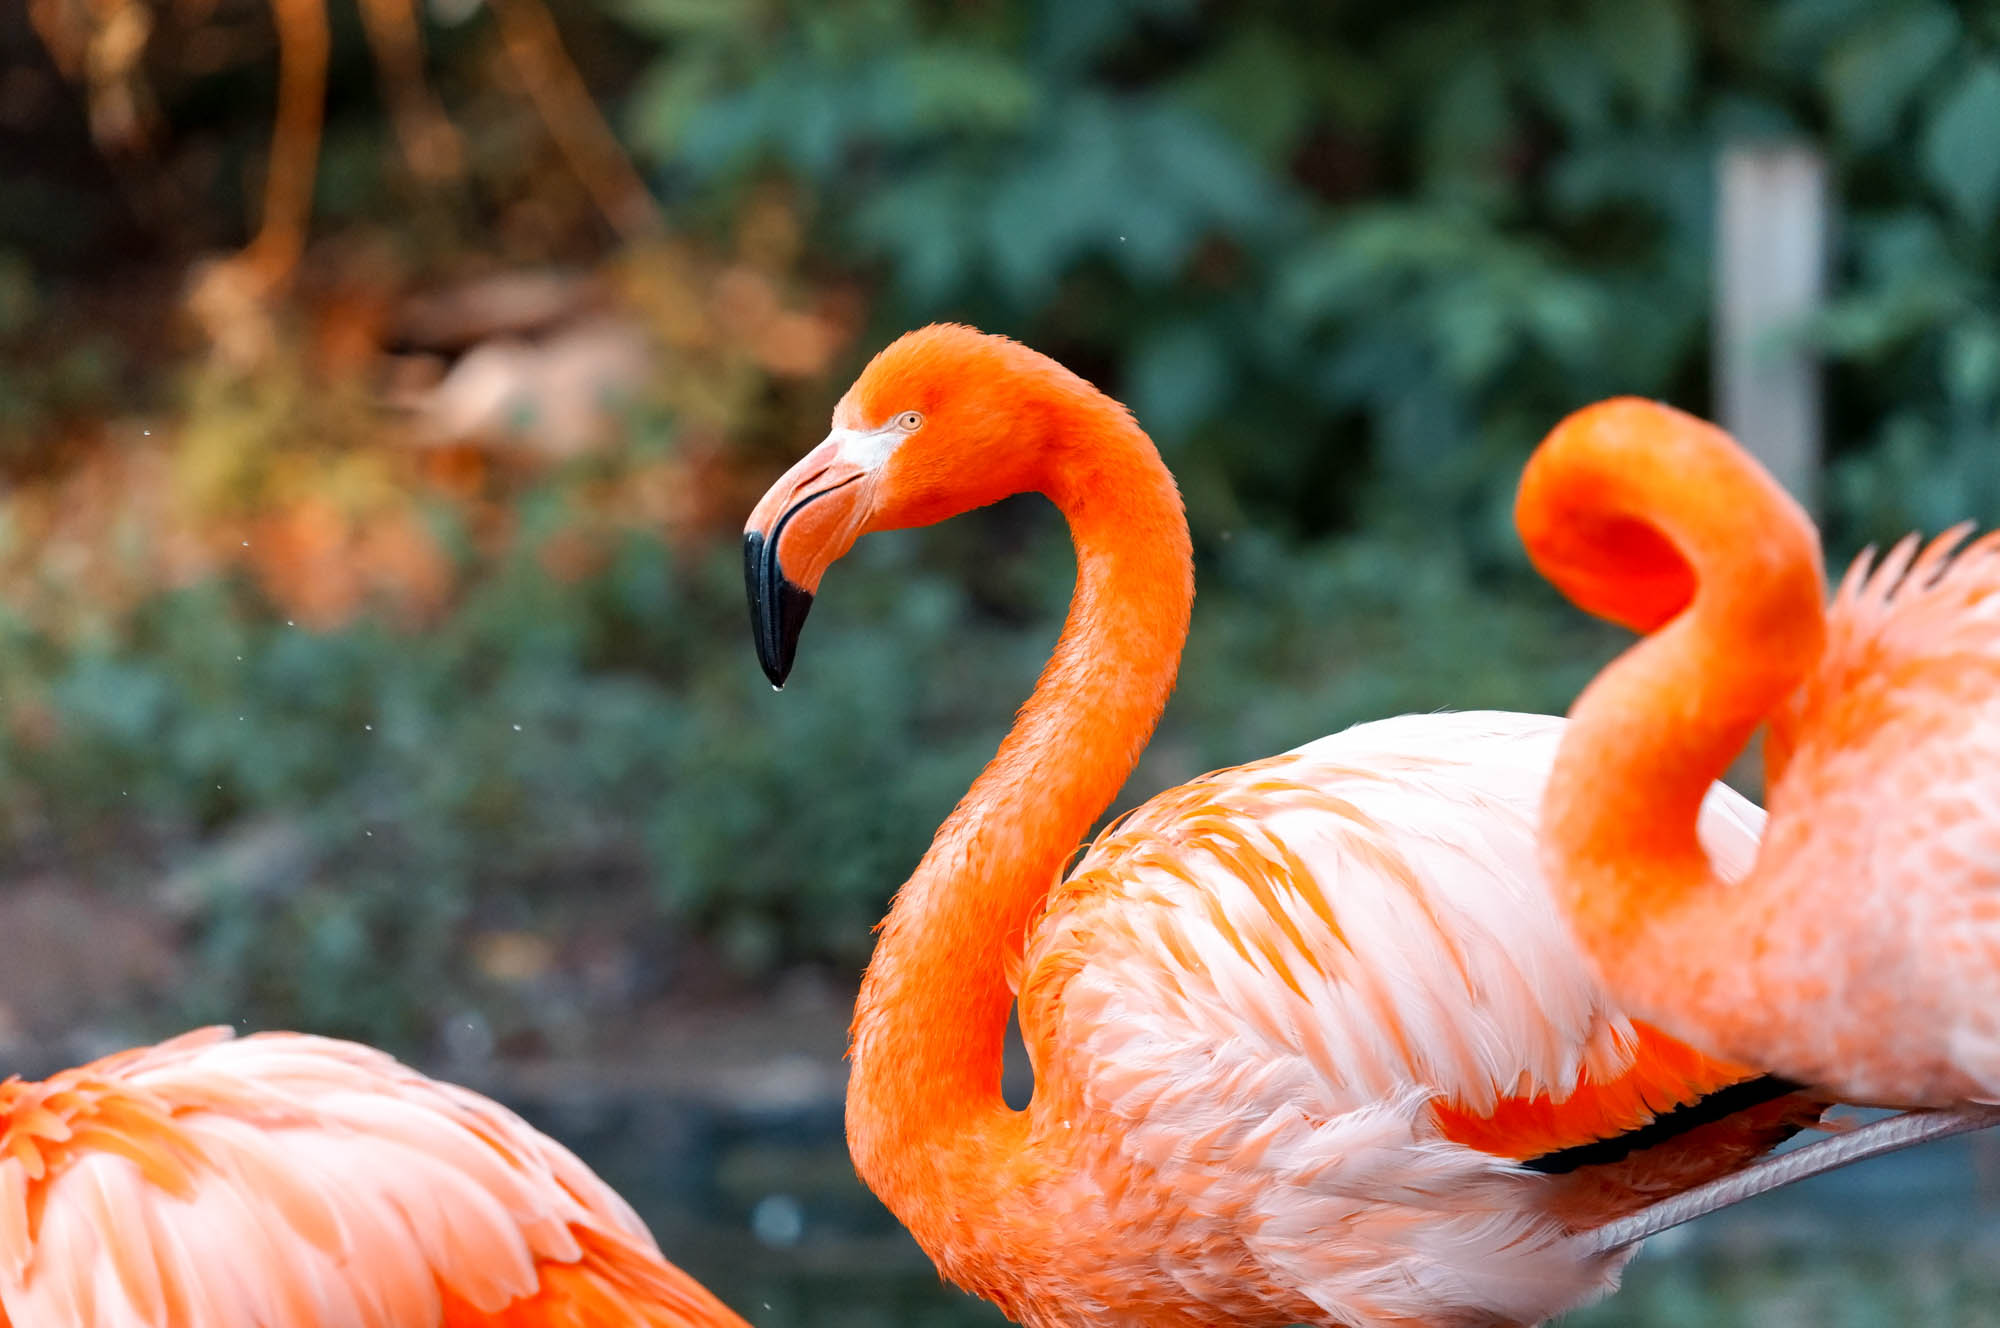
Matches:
[845,378,1193,1257]
[1516,398,1827,979]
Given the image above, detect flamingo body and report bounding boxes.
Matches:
[745,327,1827,1328]
[1752,530,2000,1102]
[0,1027,745,1327]
[1519,398,2000,1108]
[1002,712,1791,1327]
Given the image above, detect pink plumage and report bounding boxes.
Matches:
[0,1027,744,1327]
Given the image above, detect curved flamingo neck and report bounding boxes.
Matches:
[845,392,1192,1251]
[1520,401,1827,990]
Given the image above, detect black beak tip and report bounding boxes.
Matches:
[744,530,813,689]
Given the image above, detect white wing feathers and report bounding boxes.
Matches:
[1021,711,1767,1327]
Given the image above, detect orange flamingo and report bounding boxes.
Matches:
[744,325,1839,1328]
[0,1027,747,1326]
[1518,396,2000,1109]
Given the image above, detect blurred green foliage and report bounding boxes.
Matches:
[0,471,1602,1049]
[624,0,2000,552]
[0,0,1997,1055]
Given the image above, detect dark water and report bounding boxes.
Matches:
[512,1086,2000,1328]
[510,1087,1008,1325]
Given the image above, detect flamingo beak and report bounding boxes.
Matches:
[743,437,873,688]
[743,529,814,688]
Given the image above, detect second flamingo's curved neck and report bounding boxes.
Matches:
[1518,399,1827,987]
[845,389,1192,1251]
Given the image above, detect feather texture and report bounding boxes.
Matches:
[1000,712,1786,1328]
[0,1029,744,1328]
[1750,527,2000,1101]
[1523,397,2000,1110]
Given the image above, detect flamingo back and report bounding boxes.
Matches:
[1005,711,1789,1328]
[1754,527,2000,1102]
[0,1028,744,1328]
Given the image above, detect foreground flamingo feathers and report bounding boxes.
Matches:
[0,1027,745,1327]
[747,325,1827,1328]
[1027,735,1769,1166]
[1520,397,2000,1107]
[1006,717,1817,1326]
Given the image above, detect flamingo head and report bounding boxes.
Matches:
[1515,398,1702,635]
[744,324,1083,686]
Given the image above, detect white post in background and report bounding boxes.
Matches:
[1716,143,1829,514]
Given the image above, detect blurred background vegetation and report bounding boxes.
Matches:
[3,0,2000,1320]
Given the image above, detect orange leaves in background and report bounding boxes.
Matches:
[0,193,863,639]
[618,188,864,416]
[0,422,458,634]
[251,495,452,630]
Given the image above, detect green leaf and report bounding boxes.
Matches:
[1589,0,1692,119]
[1432,291,1511,386]
[1127,322,1230,449]
[1822,3,1959,148]
[1523,28,1615,136]
[1855,212,1951,282]
[1419,54,1511,202]
[1923,61,2000,228]
[1038,0,1198,72]
[852,169,980,303]
[1766,0,1877,68]
[894,44,1038,134]
[624,56,725,160]
[612,0,758,40]
[1945,318,2000,408]
[1171,24,1314,164]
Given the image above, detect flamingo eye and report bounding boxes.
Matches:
[894,411,924,433]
